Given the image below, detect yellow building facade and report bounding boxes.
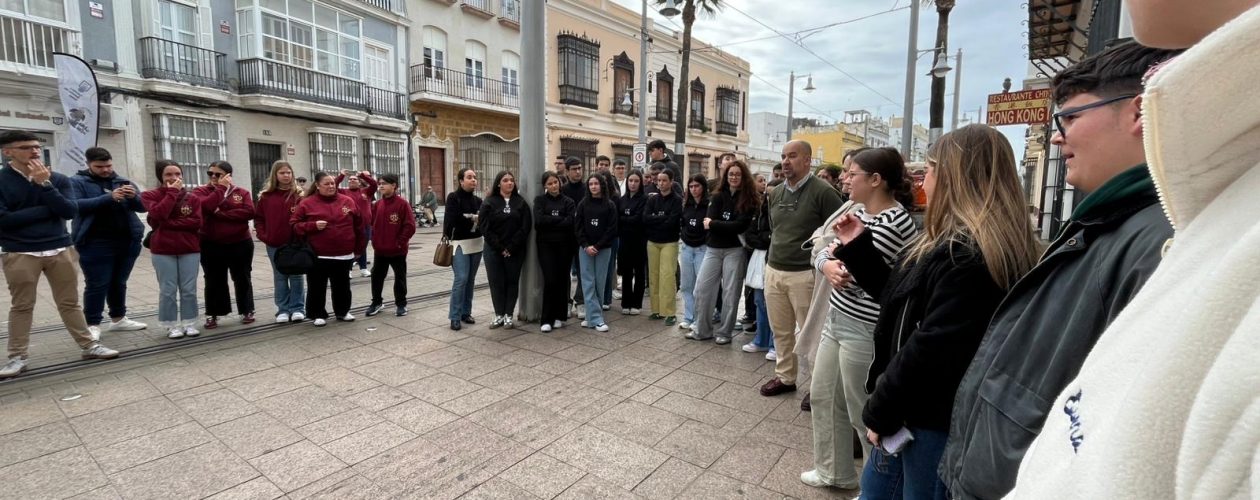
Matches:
[791,124,866,165]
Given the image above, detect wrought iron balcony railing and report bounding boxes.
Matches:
[408,64,519,110]
[237,58,404,119]
[653,104,673,123]
[139,37,228,89]
[716,119,738,137]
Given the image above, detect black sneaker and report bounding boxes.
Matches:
[396,306,408,317]
[366,302,384,317]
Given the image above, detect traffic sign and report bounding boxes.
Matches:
[632,143,647,169]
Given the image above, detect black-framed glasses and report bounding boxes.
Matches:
[1052,94,1138,138]
[206,171,224,178]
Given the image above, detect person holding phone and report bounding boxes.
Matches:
[193,161,256,329]
[69,147,149,340]
[337,169,377,277]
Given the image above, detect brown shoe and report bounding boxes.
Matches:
[801,392,812,412]
[760,378,797,397]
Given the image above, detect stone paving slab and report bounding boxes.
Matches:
[0,271,863,499]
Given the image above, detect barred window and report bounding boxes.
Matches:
[153,114,226,186]
[559,137,597,178]
[716,87,739,136]
[364,138,404,182]
[459,133,519,185]
[557,33,599,109]
[310,131,356,172]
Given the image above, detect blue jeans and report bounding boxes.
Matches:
[266,245,306,316]
[76,238,141,325]
[678,244,706,323]
[859,427,950,500]
[449,247,481,321]
[152,253,200,328]
[578,246,611,326]
[603,237,619,305]
[752,289,774,349]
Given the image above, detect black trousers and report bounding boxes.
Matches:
[370,255,408,307]
[307,258,353,319]
[201,239,255,316]
[539,241,574,325]
[618,237,647,309]
[484,249,524,316]
[742,251,756,322]
[571,253,583,305]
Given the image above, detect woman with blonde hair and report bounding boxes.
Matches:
[255,160,305,323]
[831,124,1039,498]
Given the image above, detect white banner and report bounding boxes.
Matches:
[53,53,99,176]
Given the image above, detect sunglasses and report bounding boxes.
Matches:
[207,171,224,178]
[1052,94,1137,139]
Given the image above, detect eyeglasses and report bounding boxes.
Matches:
[4,145,41,151]
[206,171,224,178]
[1052,94,1138,139]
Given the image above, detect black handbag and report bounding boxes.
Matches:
[274,237,317,275]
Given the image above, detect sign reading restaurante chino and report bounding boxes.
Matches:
[986,89,1052,126]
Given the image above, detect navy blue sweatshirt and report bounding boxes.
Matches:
[0,167,77,252]
[575,196,618,249]
[643,190,682,243]
[680,196,710,248]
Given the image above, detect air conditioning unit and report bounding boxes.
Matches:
[98,104,126,130]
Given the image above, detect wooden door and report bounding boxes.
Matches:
[418,146,446,200]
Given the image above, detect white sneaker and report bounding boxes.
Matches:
[167,327,185,339]
[577,309,586,319]
[360,269,371,277]
[88,325,101,342]
[628,308,640,315]
[339,313,356,322]
[580,320,591,328]
[766,350,777,361]
[614,290,623,299]
[503,317,514,328]
[540,324,552,333]
[601,304,611,311]
[109,317,147,331]
[275,313,290,323]
[81,344,119,359]
[553,320,564,328]
[742,342,768,353]
[183,326,200,338]
[594,323,609,332]
[678,321,692,330]
[291,312,306,322]
[621,308,631,314]
[313,318,327,327]
[0,357,28,378]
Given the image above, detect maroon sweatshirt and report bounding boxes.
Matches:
[291,192,365,257]
[371,194,416,256]
[335,173,377,227]
[193,184,255,244]
[255,189,302,247]
[142,187,203,255]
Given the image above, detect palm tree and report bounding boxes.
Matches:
[928,0,955,140]
[655,0,722,163]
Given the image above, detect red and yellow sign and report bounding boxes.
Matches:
[986,89,1052,126]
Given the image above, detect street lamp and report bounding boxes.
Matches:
[659,0,680,17]
[785,71,816,141]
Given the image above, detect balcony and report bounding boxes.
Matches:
[689,115,708,132]
[0,13,80,72]
[653,103,673,123]
[498,0,520,28]
[238,58,405,119]
[353,0,405,14]
[139,37,228,90]
[461,0,494,18]
[408,64,519,111]
[716,119,738,137]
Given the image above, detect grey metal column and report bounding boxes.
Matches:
[899,0,919,159]
[786,71,795,141]
[516,0,546,321]
[951,48,963,130]
[638,0,649,142]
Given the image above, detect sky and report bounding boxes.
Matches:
[608,0,1033,156]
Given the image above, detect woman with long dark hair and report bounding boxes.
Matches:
[644,168,682,324]
[142,160,204,339]
[445,168,483,331]
[833,125,1039,497]
[534,171,576,332]
[478,170,532,329]
[616,170,648,314]
[255,160,305,323]
[688,161,759,344]
[801,147,920,490]
[291,171,365,326]
[575,174,618,332]
[676,174,709,330]
[194,160,256,329]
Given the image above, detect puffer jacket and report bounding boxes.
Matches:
[68,169,146,245]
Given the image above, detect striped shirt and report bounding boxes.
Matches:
[815,205,918,324]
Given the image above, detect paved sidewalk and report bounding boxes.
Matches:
[0,280,859,499]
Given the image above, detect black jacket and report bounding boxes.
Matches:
[940,172,1172,500]
[705,188,754,249]
[575,197,618,249]
[643,190,682,243]
[837,233,1005,436]
[477,192,531,255]
[443,188,482,241]
[680,196,709,247]
[617,191,647,242]
[561,179,587,205]
[533,192,576,246]
[742,193,771,251]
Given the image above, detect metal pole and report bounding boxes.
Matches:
[951,48,962,130]
[786,71,795,141]
[638,0,649,143]
[900,0,919,158]
[516,0,545,321]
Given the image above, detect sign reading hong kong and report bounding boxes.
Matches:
[986,89,1052,126]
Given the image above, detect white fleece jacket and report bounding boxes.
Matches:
[1008,5,1260,499]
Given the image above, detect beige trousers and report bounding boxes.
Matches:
[764,266,816,384]
[2,250,94,359]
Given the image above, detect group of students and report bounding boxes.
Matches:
[144,161,417,336]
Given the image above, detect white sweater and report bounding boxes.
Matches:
[1008,5,1260,499]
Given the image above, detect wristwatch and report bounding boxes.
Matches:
[39,180,52,188]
